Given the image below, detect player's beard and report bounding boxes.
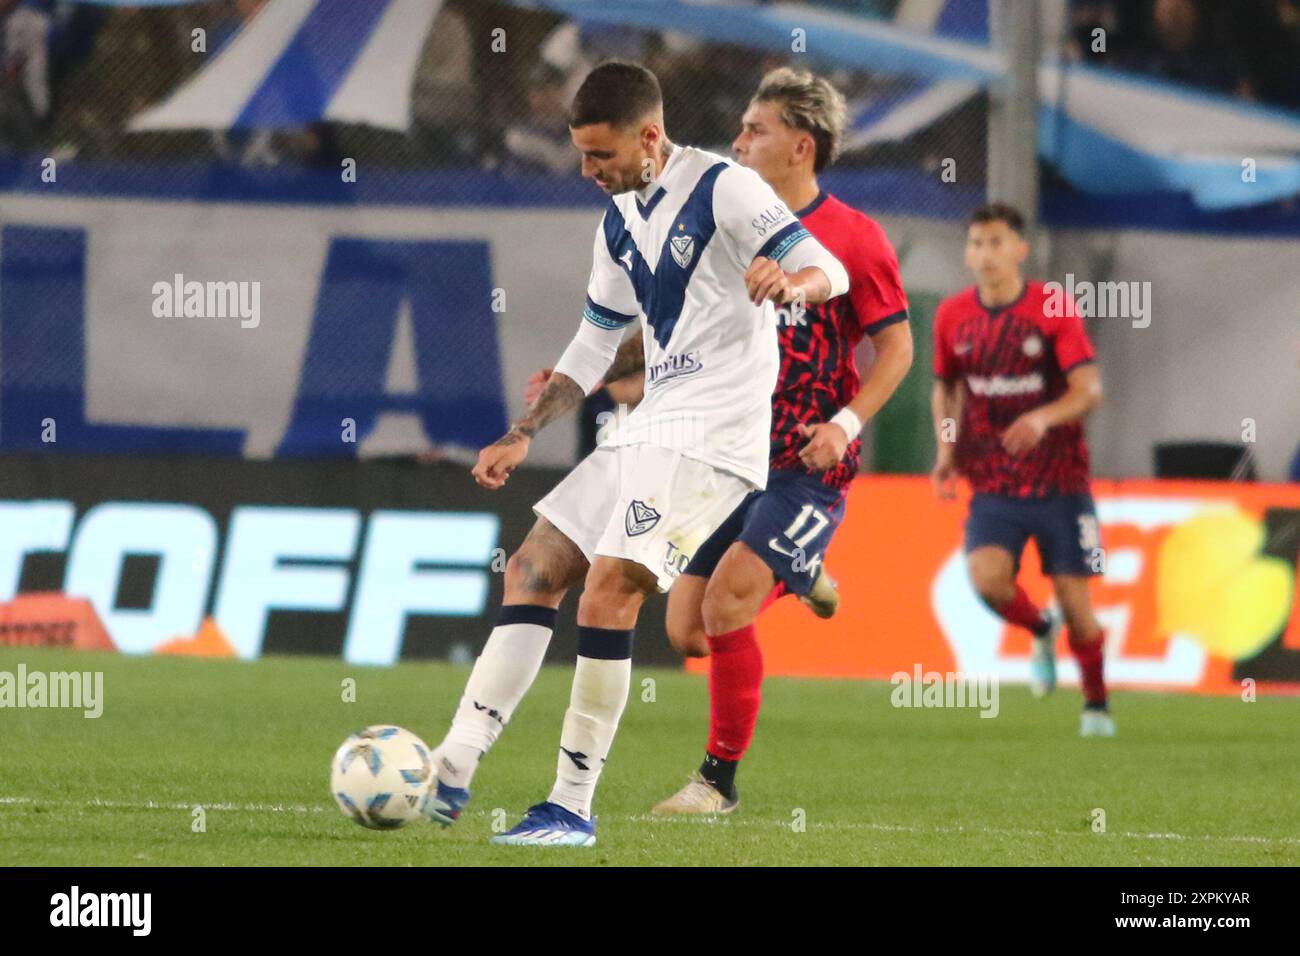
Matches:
[606,152,655,195]
[604,170,639,194]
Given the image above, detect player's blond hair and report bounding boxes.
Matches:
[752,67,848,172]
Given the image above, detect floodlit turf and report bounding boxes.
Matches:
[1,647,1296,866]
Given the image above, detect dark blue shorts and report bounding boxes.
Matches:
[684,470,847,596]
[965,492,1103,577]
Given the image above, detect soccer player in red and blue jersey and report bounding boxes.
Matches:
[931,203,1113,737]
[650,68,914,813]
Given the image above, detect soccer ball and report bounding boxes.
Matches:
[330,725,433,829]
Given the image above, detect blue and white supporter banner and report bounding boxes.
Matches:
[0,190,532,461]
[128,0,443,132]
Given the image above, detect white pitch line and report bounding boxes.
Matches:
[621,813,1300,847]
[0,796,327,814]
[2,796,1296,847]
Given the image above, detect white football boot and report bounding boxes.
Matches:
[651,771,739,815]
[1079,708,1117,738]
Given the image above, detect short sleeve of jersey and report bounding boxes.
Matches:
[583,209,640,330]
[932,299,958,381]
[1053,295,1096,372]
[712,164,808,268]
[851,219,910,336]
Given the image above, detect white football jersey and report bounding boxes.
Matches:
[584,146,821,488]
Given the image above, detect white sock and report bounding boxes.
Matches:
[437,607,555,790]
[548,629,633,820]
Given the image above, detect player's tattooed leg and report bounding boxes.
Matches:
[503,516,589,606]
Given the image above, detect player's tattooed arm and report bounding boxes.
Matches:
[523,334,641,405]
[603,334,645,384]
[473,372,584,488]
[510,372,585,441]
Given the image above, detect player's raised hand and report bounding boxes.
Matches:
[524,367,553,406]
[931,451,959,500]
[472,430,530,490]
[744,256,793,306]
[1001,408,1050,456]
[796,421,848,471]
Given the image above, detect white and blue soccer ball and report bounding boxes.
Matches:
[330,725,433,830]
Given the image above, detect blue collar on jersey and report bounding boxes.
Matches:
[794,189,829,219]
[635,187,667,220]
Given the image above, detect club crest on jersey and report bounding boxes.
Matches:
[1022,334,1043,357]
[625,499,661,537]
[669,233,695,269]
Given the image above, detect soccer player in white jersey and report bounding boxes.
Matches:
[419,62,849,847]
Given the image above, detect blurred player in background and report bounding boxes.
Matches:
[930,203,1113,737]
[421,61,849,846]
[650,67,913,813]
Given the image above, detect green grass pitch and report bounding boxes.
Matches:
[1,646,1296,866]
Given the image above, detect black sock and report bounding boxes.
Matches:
[699,752,738,800]
[1031,612,1051,638]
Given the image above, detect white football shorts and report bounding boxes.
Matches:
[533,444,754,592]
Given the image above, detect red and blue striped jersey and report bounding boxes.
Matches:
[769,191,909,491]
[933,281,1096,497]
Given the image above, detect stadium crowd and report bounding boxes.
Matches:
[3,0,1297,174]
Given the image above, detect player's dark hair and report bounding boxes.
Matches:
[969,202,1025,235]
[568,61,663,129]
